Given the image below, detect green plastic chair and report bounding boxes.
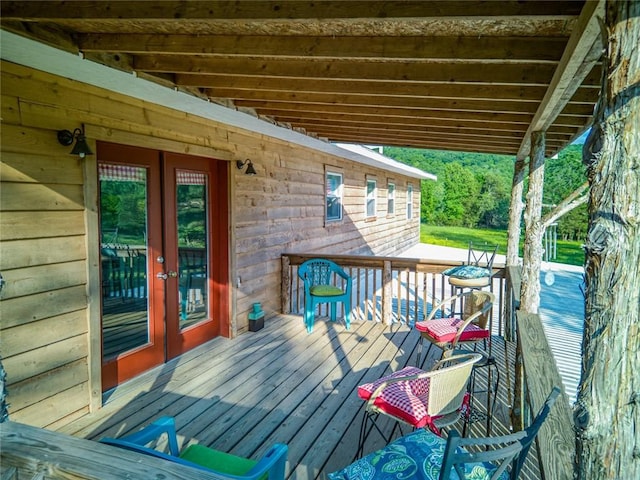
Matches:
[298,258,352,333]
[100,416,288,480]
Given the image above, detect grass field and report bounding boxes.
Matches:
[420,225,585,267]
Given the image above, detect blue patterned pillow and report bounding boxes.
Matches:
[328,429,506,480]
[442,265,491,279]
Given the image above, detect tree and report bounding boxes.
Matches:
[440,162,479,227]
[575,1,640,477]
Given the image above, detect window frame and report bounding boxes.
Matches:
[406,184,414,220]
[325,169,344,224]
[365,177,377,219]
[387,181,396,216]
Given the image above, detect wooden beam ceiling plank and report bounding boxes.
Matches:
[182,76,547,102]
[0,1,585,21]
[79,33,567,62]
[315,127,524,148]
[205,89,543,113]
[139,56,559,85]
[517,0,604,158]
[237,101,534,124]
[268,112,530,133]
[287,119,529,140]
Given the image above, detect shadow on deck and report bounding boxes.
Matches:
[56,313,537,480]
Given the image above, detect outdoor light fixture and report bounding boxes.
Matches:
[57,126,94,158]
[236,159,257,175]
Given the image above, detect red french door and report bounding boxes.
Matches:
[98,143,229,390]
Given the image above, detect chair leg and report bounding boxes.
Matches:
[330,303,337,322]
[305,305,315,333]
[344,301,351,330]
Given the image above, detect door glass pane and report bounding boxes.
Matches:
[176,170,209,329]
[99,164,150,359]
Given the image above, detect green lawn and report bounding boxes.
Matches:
[420,225,585,267]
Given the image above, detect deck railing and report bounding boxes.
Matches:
[281,253,507,332]
[282,252,577,479]
[0,421,225,480]
[506,266,576,480]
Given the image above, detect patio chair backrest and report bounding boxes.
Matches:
[467,242,498,270]
[426,353,482,416]
[298,258,348,286]
[462,290,495,330]
[439,386,561,480]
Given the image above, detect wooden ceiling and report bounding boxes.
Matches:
[1,1,604,157]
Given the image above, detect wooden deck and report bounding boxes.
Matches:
[57,313,534,480]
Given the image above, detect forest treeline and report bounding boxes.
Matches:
[384,144,588,241]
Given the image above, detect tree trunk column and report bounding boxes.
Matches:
[507,156,526,266]
[576,1,640,477]
[520,131,546,314]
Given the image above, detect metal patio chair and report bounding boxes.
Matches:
[331,387,561,480]
[356,352,482,457]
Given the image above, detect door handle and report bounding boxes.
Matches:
[156,271,178,280]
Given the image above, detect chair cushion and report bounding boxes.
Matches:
[443,265,491,279]
[415,317,489,343]
[357,367,435,429]
[328,429,507,480]
[310,284,344,296]
[180,444,260,477]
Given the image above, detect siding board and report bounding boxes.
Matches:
[6,359,89,412]
[0,182,85,211]
[0,211,85,240]
[0,236,86,270]
[3,334,88,384]
[2,310,87,358]
[0,286,88,329]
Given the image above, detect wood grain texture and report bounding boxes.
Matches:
[517,311,574,480]
[0,421,226,479]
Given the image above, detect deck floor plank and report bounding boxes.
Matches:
[58,313,537,479]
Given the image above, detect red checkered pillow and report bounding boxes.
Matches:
[415,317,489,343]
[357,367,433,428]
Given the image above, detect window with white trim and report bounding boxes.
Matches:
[387,182,395,215]
[366,179,377,218]
[407,184,413,219]
[326,171,343,222]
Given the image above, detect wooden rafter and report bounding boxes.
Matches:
[0,0,602,156]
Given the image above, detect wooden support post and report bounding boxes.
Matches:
[576,1,640,477]
[507,156,527,266]
[382,260,392,325]
[520,131,546,314]
[281,255,290,314]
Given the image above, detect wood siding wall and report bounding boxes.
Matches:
[0,60,421,428]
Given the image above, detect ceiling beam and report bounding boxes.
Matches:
[0,1,585,21]
[180,76,549,102]
[517,0,605,158]
[262,111,531,132]
[79,34,567,62]
[135,55,562,84]
[205,88,597,116]
[234,100,593,127]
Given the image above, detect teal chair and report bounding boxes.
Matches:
[100,416,288,480]
[298,258,352,333]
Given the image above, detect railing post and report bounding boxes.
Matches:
[281,255,290,314]
[382,260,392,325]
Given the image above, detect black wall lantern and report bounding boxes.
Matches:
[236,159,257,175]
[57,126,94,158]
